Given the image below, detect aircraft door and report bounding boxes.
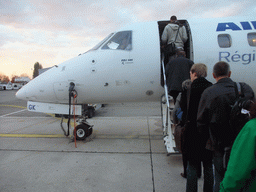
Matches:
[158,20,193,61]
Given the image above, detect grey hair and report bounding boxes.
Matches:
[190,63,208,78]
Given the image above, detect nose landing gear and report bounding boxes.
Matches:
[63,82,94,141]
[74,122,93,140]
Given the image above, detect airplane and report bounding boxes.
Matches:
[16,16,256,153]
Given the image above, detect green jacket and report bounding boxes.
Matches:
[220,118,256,192]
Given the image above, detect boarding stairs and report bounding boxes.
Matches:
[161,59,178,154]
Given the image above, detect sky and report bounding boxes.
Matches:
[1,0,255,79]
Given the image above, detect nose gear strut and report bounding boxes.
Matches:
[60,82,93,142]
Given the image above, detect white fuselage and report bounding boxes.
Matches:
[16,22,164,104]
[16,17,256,104]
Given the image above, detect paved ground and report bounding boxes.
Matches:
[0,90,204,192]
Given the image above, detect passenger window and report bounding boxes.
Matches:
[248,33,256,46]
[102,31,132,50]
[218,34,231,48]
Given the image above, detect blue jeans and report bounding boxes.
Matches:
[213,151,225,192]
[186,159,213,192]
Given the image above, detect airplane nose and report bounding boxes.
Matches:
[16,87,27,100]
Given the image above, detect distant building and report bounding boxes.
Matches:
[0,81,12,90]
[15,77,31,83]
[0,77,31,90]
[13,77,31,89]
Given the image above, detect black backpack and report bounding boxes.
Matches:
[229,82,251,137]
[223,82,251,169]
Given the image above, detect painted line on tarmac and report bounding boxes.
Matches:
[0,104,26,109]
[2,117,54,119]
[0,134,65,138]
[0,109,27,118]
[0,104,27,118]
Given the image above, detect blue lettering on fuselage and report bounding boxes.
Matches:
[29,104,36,110]
[219,50,256,65]
[217,21,256,31]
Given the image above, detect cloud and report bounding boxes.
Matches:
[1,0,255,33]
[0,0,255,77]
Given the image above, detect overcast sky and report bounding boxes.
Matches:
[1,0,255,78]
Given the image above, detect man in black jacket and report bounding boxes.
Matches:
[182,63,213,192]
[165,50,193,103]
[197,61,255,192]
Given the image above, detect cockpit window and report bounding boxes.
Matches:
[90,33,114,51]
[248,33,256,46]
[218,34,231,48]
[102,31,132,50]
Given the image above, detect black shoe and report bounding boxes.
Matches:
[181,173,187,178]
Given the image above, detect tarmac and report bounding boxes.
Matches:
[0,90,204,192]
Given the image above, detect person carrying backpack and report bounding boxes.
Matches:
[197,61,255,192]
[161,15,188,63]
[220,100,256,191]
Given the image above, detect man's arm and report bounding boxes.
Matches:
[161,26,168,44]
[197,89,210,133]
[241,83,255,102]
[181,26,188,43]
[197,89,212,148]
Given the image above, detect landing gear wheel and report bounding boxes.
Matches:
[74,123,93,140]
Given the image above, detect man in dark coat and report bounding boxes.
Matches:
[197,61,255,192]
[165,50,193,103]
[181,63,213,192]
